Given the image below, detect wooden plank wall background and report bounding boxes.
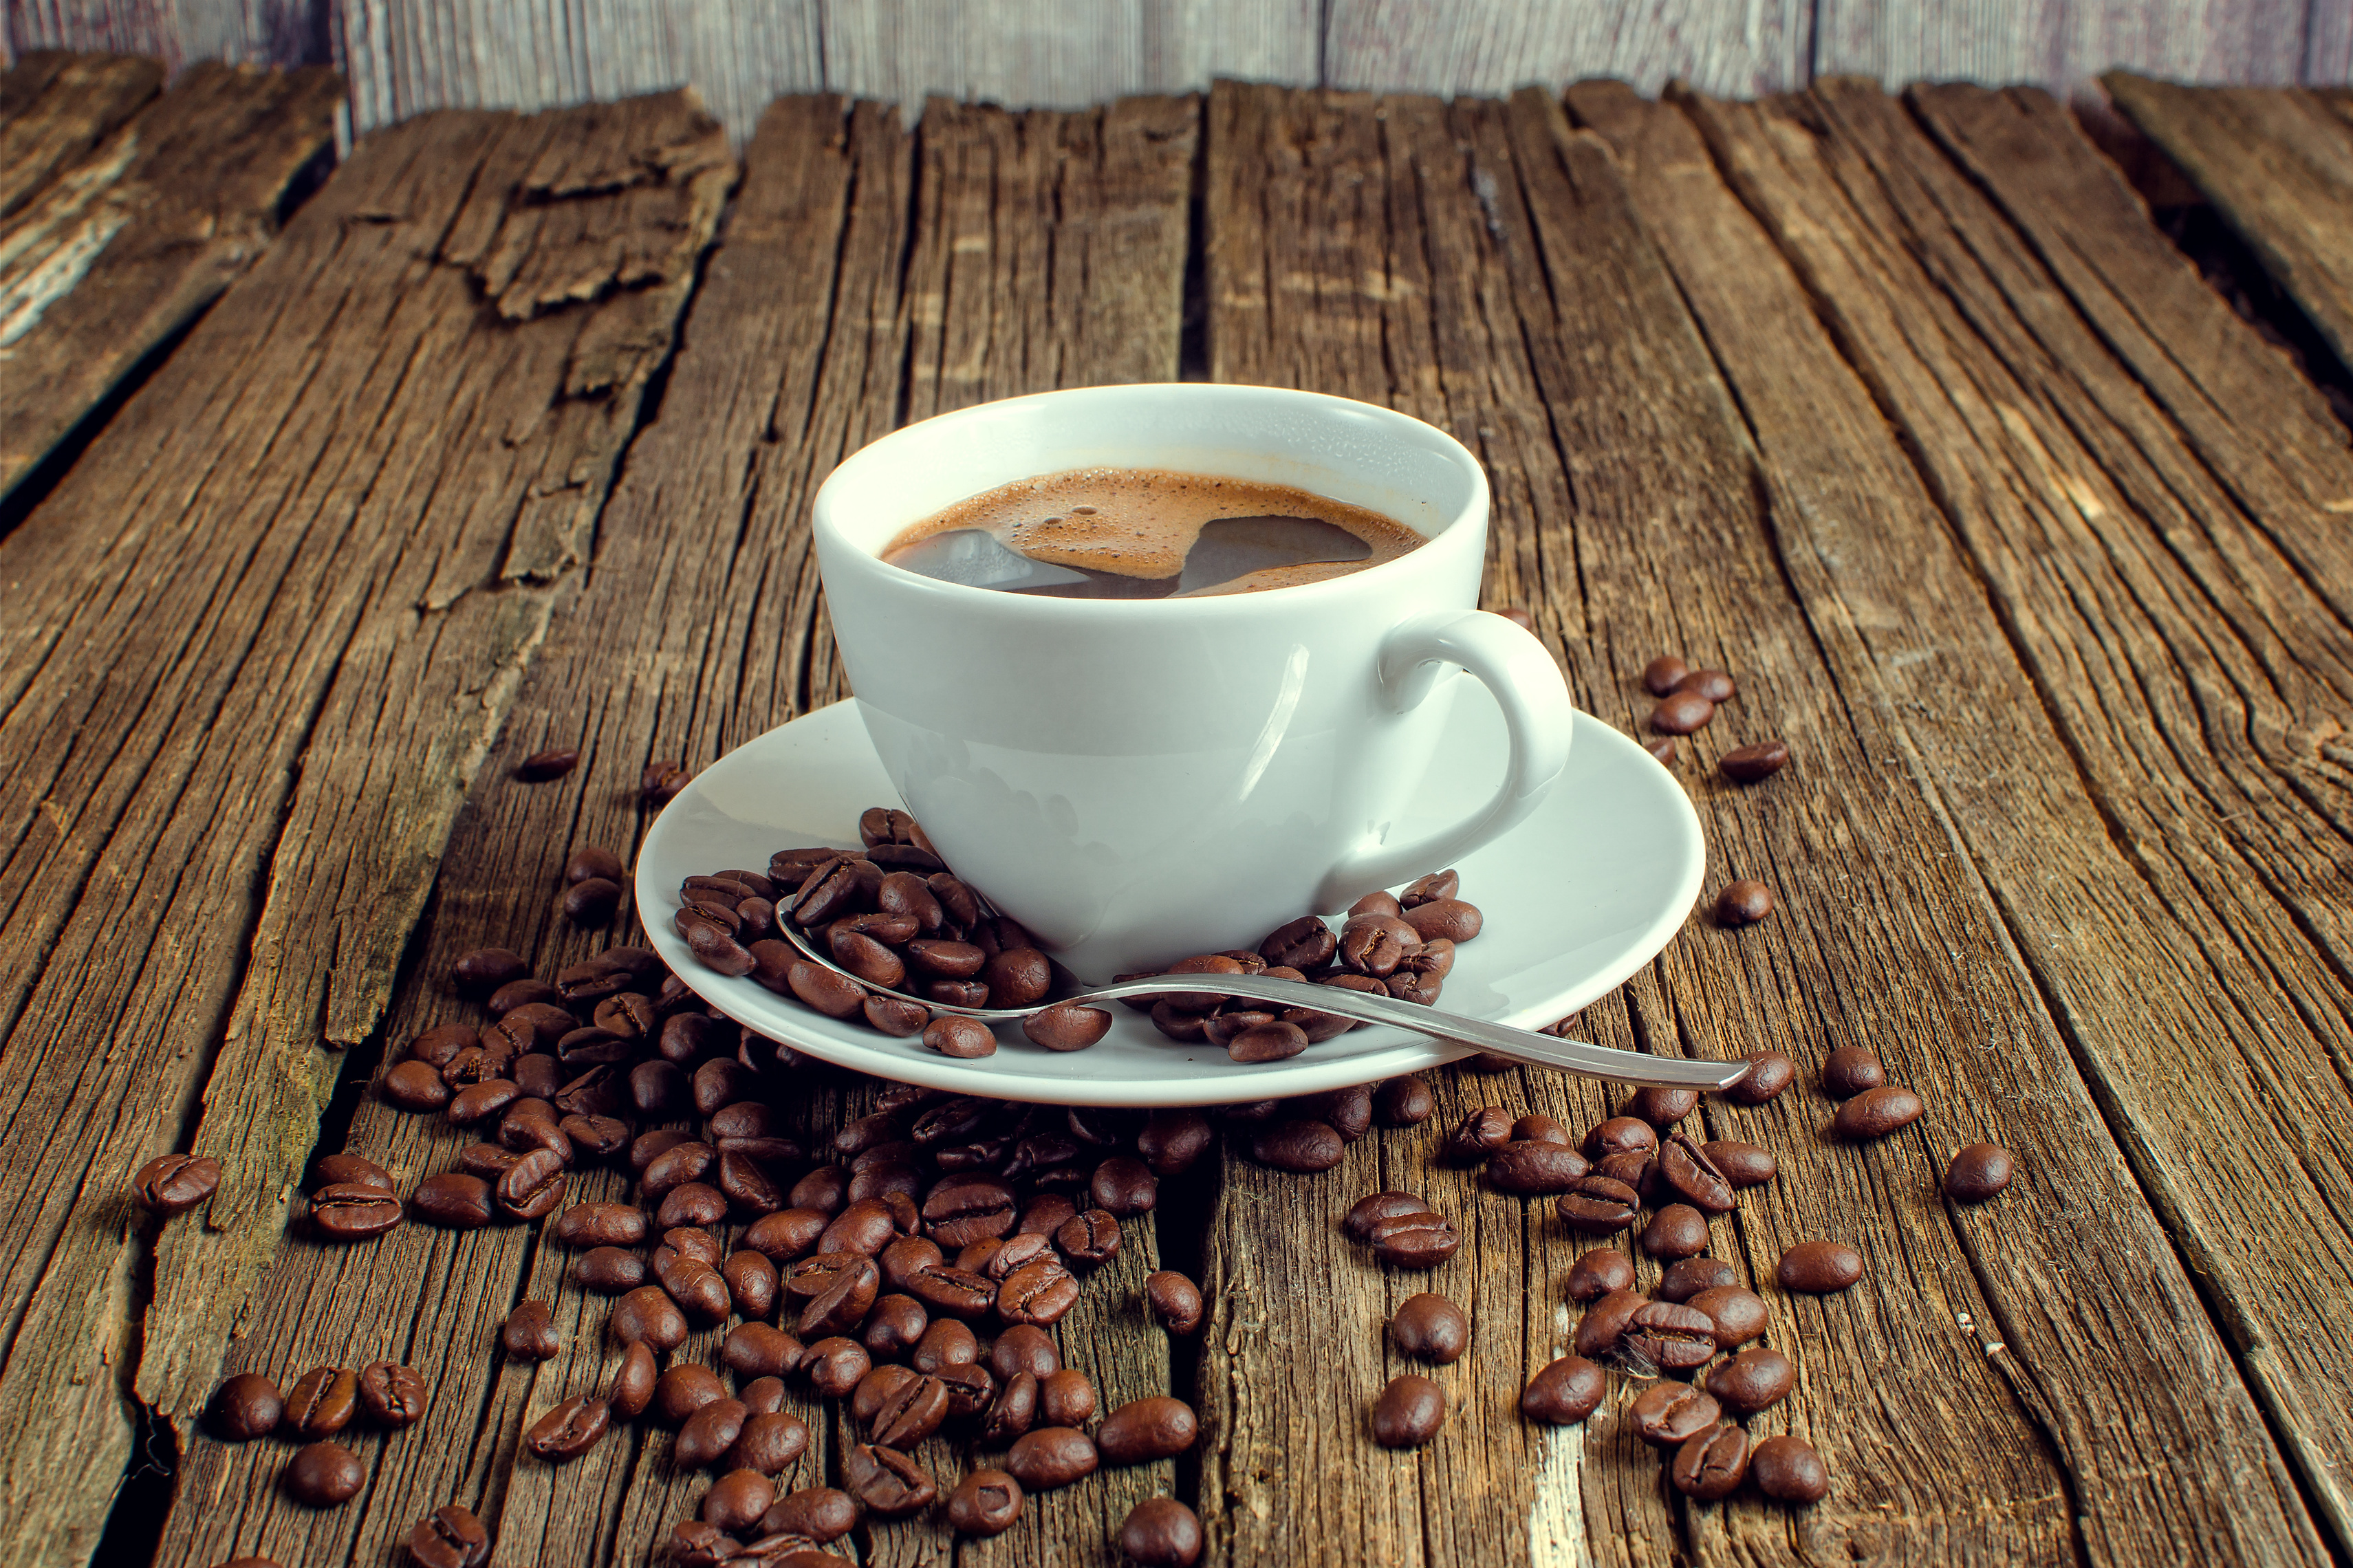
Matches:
[6,0,2349,142]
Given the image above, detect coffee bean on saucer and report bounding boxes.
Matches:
[1519,1355,1605,1424]
[1721,739,1788,783]
[1644,655,1689,695]
[1372,1374,1446,1448]
[1565,1248,1635,1303]
[133,1153,221,1216]
[1714,880,1774,926]
[1834,1085,1923,1140]
[1629,1381,1719,1447]
[1388,1294,1468,1362]
[1821,1045,1884,1098]
[1676,668,1735,703]
[1651,692,1714,734]
[1750,1435,1831,1503]
[284,1441,364,1507]
[1671,1422,1750,1501]
[1147,1270,1204,1334]
[1644,735,1677,765]
[210,1373,283,1440]
[1706,1345,1794,1414]
[925,1016,997,1058]
[1119,1498,1204,1567]
[1726,1049,1792,1104]
[1228,1021,1309,1063]
[1401,899,1480,943]
[1945,1142,2015,1201]
[1023,1003,1110,1052]
[516,748,580,781]
[1777,1240,1863,1293]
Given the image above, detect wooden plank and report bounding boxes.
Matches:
[0,60,340,502]
[1668,74,2353,1549]
[152,88,1198,1567]
[1321,0,1810,98]
[0,88,728,1568]
[0,50,160,218]
[1202,75,2328,1567]
[2104,76,2353,377]
[332,0,824,144]
[5,0,323,72]
[1812,0,2304,102]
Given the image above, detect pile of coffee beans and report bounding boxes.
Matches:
[204,1352,429,1507]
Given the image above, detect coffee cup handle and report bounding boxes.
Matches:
[1312,608,1576,912]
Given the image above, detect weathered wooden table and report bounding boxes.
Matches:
[5,51,2352,1568]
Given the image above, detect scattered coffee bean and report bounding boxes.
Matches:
[1138,1111,1215,1175]
[358,1362,427,1428]
[413,1172,495,1229]
[1676,668,1735,703]
[526,1395,611,1461]
[701,1468,774,1532]
[210,1373,283,1441]
[803,1338,872,1399]
[1629,1087,1697,1127]
[1704,1140,1775,1188]
[1565,1248,1635,1303]
[946,1468,1023,1536]
[1118,1497,1205,1567]
[501,1300,561,1362]
[1374,1076,1436,1126]
[1092,1156,1158,1216]
[1777,1240,1864,1294]
[679,1397,753,1468]
[407,1503,490,1568]
[384,1060,453,1111]
[283,1441,363,1507]
[1644,655,1689,695]
[1581,1116,1656,1159]
[133,1153,221,1217]
[1714,880,1774,926]
[281,1366,358,1439]
[1750,1435,1830,1503]
[1097,1397,1200,1463]
[1007,1426,1098,1490]
[1644,735,1677,765]
[1670,1421,1750,1501]
[516,748,580,781]
[1657,1134,1735,1213]
[1518,1355,1605,1424]
[1485,1140,1590,1195]
[609,1285,689,1351]
[1040,1369,1097,1427]
[1820,1045,1884,1098]
[1657,1256,1737,1303]
[1629,1382,1720,1447]
[1555,1176,1640,1234]
[576,1246,646,1294]
[1387,1294,1468,1363]
[1945,1142,2015,1202]
[1368,1208,1460,1268]
[1687,1285,1769,1348]
[312,1182,404,1241]
[609,1342,658,1418]
[565,845,625,885]
[990,1325,1060,1382]
[563,877,623,926]
[1726,1049,1792,1104]
[1371,1374,1446,1448]
[1250,1120,1343,1173]
[314,1153,393,1191]
[450,948,528,1000]
[1651,691,1714,734]
[1834,1085,1924,1140]
[1720,739,1788,783]
[1443,1106,1512,1164]
[1622,1300,1718,1371]
[1146,1270,1204,1335]
[1707,1345,1795,1414]
[1572,1289,1646,1360]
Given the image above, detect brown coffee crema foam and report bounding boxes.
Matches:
[882,468,1424,598]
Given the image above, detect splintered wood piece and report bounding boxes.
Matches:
[0,88,726,1566]
[1200,76,2329,1566]
[0,50,162,219]
[0,61,341,501]
[149,90,1195,1568]
[1658,77,2347,1557]
[2103,76,2353,380]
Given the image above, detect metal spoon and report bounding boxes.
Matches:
[777,919,1746,1091]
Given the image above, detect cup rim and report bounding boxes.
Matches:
[811,383,1490,618]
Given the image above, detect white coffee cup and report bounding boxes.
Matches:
[812,383,1576,981]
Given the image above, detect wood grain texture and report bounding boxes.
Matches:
[0,88,723,1568]
[2104,76,2353,375]
[6,0,323,71]
[152,89,1197,1568]
[0,49,158,217]
[1675,74,2353,1549]
[0,60,338,501]
[1814,0,2305,102]
[1322,0,1810,98]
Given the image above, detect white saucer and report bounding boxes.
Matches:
[636,697,1704,1107]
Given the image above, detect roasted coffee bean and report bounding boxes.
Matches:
[1658,1133,1736,1213]
[881,1234,948,1292]
[1687,1285,1769,1348]
[563,877,623,926]
[1720,739,1789,784]
[516,746,581,781]
[210,1372,283,1441]
[1519,1355,1605,1425]
[312,1181,404,1241]
[1945,1142,2015,1202]
[1623,1300,1718,1371]
[861,992,929,1036]
[795,1258,883,1339]
[1777,1239,1864,1293]
[1118,1498,1205,1568]
[843,1442,937,1516]
[1371,1374,1446,1449]
[559,845,622,888]
[869,1371,951,1448]
[1572,1289,1646,1360]
[1629,1382,1720,1448]
[312,1153,393,1193]
[1658,1256,1738,1303]
[788,1166,851,1216]
[998,1258,1081,1327]
[451,948,529,1000]
[1259,915,1337,970]
[1018,1192,1081,1237]
[1750,1435,1830,1503]
[1090,1154,1158,1215]
[1098,1397,1199,1464]
[1349,890,1404,920]
[802,1337,871,1399]
[713,1151,783,1218]
[649,1252,728,1327]
[1055,1208,1120,1265]
[1368,1208,1460,1268]
[576,1246,647,1293]
[496,1149,567,1221]
[1400,898,1481,943]
[1595,1149,1655,1195]
[728,1411,811,1475]
[1715,880,1775,926]
[1039,1368,1096,1427]
[1336,915,1416,977]
[1226,1021,1310,1063]
[1007,1426,1098,1490]
[723,1322,805,1382]
[409,1021,481,1067]
[1704,1140,1776,1189]
[860,1293,928,1360]
[924,1176,1019,1250]
[1375,1076,1436,1126]
[1671,1422,1750,1501]
[281,1366,358,1438]
[1651,691,1714,734]
[384,1060,454,1111]
[909,1318,979,1375]
[448,1079,521,1126]
[1643,654,1690,695]
[1556,1176,1641,1234]
[922,1016,997,1059]
[907,1263,996,1320]
[1250,1120,1343,1173]
[761,1486,859,1544]
[1726,1049,1792,1105]
[284,1441,364,1506]
[1149,1001,1208,1043]
[628,1060,690,1120]
[664,1226,724,1265]
[659,1182,729,1230]
[990,1323,1060,1382]
[499,1106,572,1162]
[501,1300,561,1362]
[677,1397,751,1468]
[1629,1086,1698,1127]
[133,1153,222,1217]
[982,948,1051,1008]
[1706,1344,1795,1414]
[982,1370,1041,1444]
[1835,1085,1924,1140]
[1343,1192,1431,1241]
[662,1521,734,1568]
[406,1503,490,1568]
[1565,1248,1635,1303]
[1581,1116,1656,1159]
[1485,1140,1591,1195]
[413,1172,497,1230]
[725,1250,781,1320]
[651,1363,729,1428]
[784,959,867,1019]
[608,1341,658,1419]
[1507,1113,1568,1148]
[1676,667,1736,703]
[1018,1003,1107,1052]
[743,1209,831,1267]
[1645,735,1678,764]
[1640,1204,1710,1261]
[702,1469,774,1532]
[1135,1110,1213,1177]
[1387,1294,1468,1363]
[1145,1270,1204,1335]
[817,1199,898,1258]
[352,1361,425,1429]
[1820,1045,1884,1098]
[554,1201,649,1250]
[526,1394,610,1462]
[608,1285,688,1351]
[944,1467,1023,1537]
